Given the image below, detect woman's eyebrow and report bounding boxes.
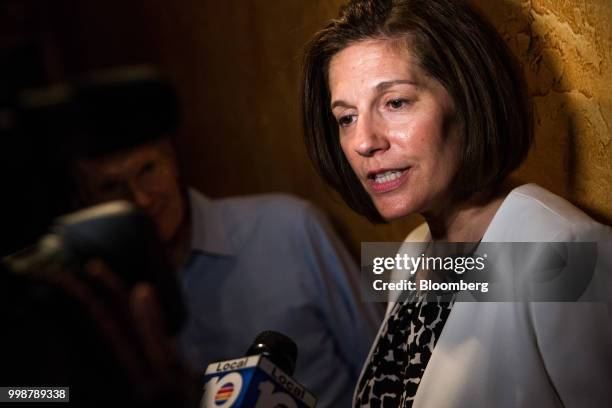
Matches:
[375,79,417,92]
[331,79,418,109]
[331,100,354,110]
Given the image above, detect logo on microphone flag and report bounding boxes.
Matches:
[215,383,234,405]
[202,355,317,407]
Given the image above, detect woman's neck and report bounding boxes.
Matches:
[423,180,516,242]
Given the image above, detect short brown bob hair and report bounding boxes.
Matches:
[301,0,532,223]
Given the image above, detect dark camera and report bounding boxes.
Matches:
[4,200,185,334]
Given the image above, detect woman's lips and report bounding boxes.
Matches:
[366,168,411,193]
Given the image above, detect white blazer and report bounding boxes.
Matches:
[355,184,612,408]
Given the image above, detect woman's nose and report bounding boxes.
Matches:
[353,115,390,157]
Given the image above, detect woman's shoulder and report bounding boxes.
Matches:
[484,183,611,242]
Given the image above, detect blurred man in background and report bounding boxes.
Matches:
[69,66,381,407]
[0,85,199,407]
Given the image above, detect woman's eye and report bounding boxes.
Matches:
[337,115,356,127]
[387,99,409,110]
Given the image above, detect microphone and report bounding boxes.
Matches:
[201,331,317,407]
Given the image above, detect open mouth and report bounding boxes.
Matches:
[367,168,410,193]
[372,170,404,184]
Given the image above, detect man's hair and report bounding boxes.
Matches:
[301,0,532,223]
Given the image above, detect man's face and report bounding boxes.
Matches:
[77,140,185,243]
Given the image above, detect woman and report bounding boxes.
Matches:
[301,0,612,407]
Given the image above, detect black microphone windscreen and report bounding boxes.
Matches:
[245,330,298,376]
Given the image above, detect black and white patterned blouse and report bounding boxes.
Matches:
[355,292,456,407]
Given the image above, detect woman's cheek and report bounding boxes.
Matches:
[388,127,412,143]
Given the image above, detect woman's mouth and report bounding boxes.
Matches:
[367,168,411,193]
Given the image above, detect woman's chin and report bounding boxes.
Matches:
[375,202,420,221]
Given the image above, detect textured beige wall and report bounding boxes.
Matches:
[474,0,612,225]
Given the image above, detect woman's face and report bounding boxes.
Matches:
[328,39,462,220]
